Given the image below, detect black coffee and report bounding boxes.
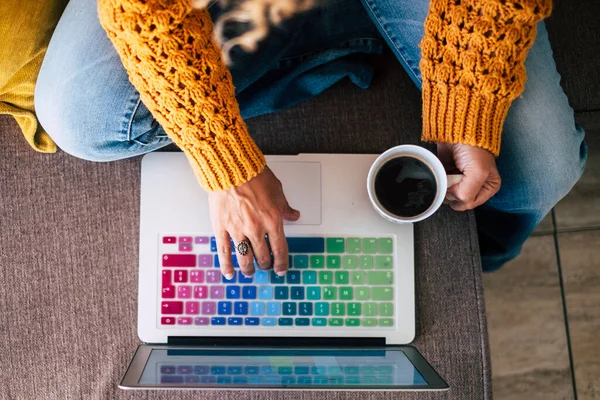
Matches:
[374,157,437,217]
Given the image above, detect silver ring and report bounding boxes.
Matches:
[236,240,251,256]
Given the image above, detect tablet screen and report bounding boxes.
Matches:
[139,348,428,388]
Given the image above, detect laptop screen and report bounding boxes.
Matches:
[139,348,428,387]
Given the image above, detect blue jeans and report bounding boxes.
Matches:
[36,0,586,271]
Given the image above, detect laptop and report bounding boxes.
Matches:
[120,152,448,390]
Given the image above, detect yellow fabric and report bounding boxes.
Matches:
[420,0,552,156]
[0,0,68,153]
[98,0,266,192]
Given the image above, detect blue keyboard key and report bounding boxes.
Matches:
[218,302,232,315]
[234,301,248,315]
[228,317,243,325]
[250,302,264,316]
[291,286,304,300]
[222,273,236,284]
[299,302,313,316]
[289,255,293,268]
[266,302,280,316]
[282,302,296,316]
[295,366,309,375]
[274,286,289,300]
[217,376,232,384]
[265,376,281,384]
[226,286,240,299]
[294,255,309,269]
[298,376,312,384]
[238,271,253,284]
[210,236,217,252]
[245,366,259,374]
[286,271,301,284]
[194,366,209,375]
[282,376,296,385]
[270,271,286,284]
[261,366,275,374]
[295,318,309,326]
[242,286,257,299]
[261,317,276,326]
[278,317,293,326]
[233,376,248,384]
[254,270,269,284]
[211,366,226,375]
[314,376,328,384]
[286,237,325,253]
[302,270,317,284]
[248,376,264,384]
[258,286,273,300]
[245,317,260,325]
[312,366,326,374]
[228,366,243,374]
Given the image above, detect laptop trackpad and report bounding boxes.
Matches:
[268,162,321,225]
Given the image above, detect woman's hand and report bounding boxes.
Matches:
[208,166,300,279]
[437,143,502,211]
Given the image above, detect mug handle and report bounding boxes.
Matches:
[447,174,463,188]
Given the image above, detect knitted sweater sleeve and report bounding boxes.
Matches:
[420,0,552,156]
[98,0,265,191]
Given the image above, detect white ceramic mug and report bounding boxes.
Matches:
[367,145,462,223]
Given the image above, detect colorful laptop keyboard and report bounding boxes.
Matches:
[159,235,395,328]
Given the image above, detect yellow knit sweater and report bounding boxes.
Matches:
[98,0,551,191]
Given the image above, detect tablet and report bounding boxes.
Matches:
[120,345,449,391]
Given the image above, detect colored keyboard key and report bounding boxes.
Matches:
[242,286,257,299]
[190,270,204,283]
[234,302,248,315]
[162,236,176,244]
[294,255,309,268]
[372,287,393,300]
[258,286,273,300]
[195,236,209,244]
[312,318,327,326]
[161,317,175,325]
[275,287,289,300]
[161,301,183,314]
[286,270,301,284]
[198,255,212,267]
[162,254,196,267]
[194,317,209,325]
[193,286,208,299]
[368,271,394,285]
[326,238,345,253]
[228,317,243,325]
[177,317,192,325]
[278,318,293,326]
[254,270,269,284]
[218,301,232,315]
[245,317,260,325]
[162,270,171,286]
[226,286,240,299]
[202,302,216,315]
[177,286,191,298]
[375,255,393,269]
[291,286,305,300]
[250,302,264,315]
[286,237,325,253]
[211,317,226,325]
[295,318,310,326]
[185,301,199,314]
[302,270,317,284]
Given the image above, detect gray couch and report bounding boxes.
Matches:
[1,1,598,399]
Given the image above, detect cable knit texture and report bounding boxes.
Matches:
[420,0,552,156]
[98,0,265,191]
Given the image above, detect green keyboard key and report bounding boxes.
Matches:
[335,271,349,284]
[367,271,393,285]
[326,238,345,253]
[362,238,377,254]
[332,302,345,316]
[372,287,393,301]
[312,318,327,326]
[364,303,378,316]
[326,255,341,269]
[342,255,357,269]
[359,256,373,269]
[315,302,329,316]
[375,255,393,269]
[362,318,377,327]
[355,287,369,300]
[378,238,393,254]
[302,270,317,284]
[329,318,343,326]
[346,238,361,254]
[310,255,324,268]
[379,318,394,327]
[346,318,360,326]
[307,286,321,300]
[380,302,394,316]
[351,271,365,285]
[339,287,353,300]
[319,271,333,284]
[294,255,309,268]
[348,303,361,316]
[323,287,337,300]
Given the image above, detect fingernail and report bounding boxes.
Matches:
[276,270,287,277]
[225,273,234,279]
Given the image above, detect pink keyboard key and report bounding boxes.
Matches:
[161,301,183,314]
[162,270,172,286]
[198,255,212,267]
[190,271,204,283]
[162,254,196,267]
[210,286,224,299]
[206,270,220,283]
[177,317,193,325]
[194,317,209,325]
[174,270,188,283]
[195,237,209,244]
[161,317,175,325]
[163,236,176,244]
[186,301,200,314]
[202,302,216,315]
[193,286,208,299]
[179,244,193,252]
[178,286,191,298]
[179,236,193,243]
[162,286,175,299]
